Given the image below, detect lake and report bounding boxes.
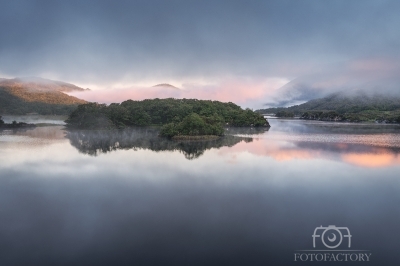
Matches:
[0,117,399,265]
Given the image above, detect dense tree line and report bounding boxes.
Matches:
[0,115,36,129]
[301,110,400,123]
[65,99,270,136]
[275,110,294,117]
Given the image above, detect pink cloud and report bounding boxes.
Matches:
[67,78,288,108]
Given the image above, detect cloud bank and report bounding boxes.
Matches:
[265,57,400,107]
[1,1,400,107]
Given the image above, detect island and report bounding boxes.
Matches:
[65,98,270,138]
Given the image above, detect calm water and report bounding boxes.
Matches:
[1,118,400,265]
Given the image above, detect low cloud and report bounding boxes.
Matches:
[263,57,400,107]
[69,55,400,108]
[68,77,288,109]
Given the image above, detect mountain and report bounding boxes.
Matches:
[0,77,87,115]
[263,59,400,108]
[257,91,400,123]
[152,83,180,89]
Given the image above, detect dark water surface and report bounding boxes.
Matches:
[1,118,399,265]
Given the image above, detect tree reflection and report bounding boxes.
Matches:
[65,127,257,160]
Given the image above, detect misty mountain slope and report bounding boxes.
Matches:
[257,91,400,122]
[291,92,400,113]
[259,92,400,113]
[0,77,87,115]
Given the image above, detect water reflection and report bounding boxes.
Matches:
[226,119,400,167]
[0,127,35,134]
[1,120,400,265]
[220,138,400,167]
[65,127,257,160]
[266,116,400,134]
[3,122,400,167]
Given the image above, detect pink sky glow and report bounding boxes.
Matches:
[67,78,289,108]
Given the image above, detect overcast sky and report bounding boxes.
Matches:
[1,0,399,107]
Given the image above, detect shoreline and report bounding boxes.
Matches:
[263,115,400,124]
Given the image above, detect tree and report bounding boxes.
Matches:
[160,113,224,138]
[275,111,294,117]
[159,123,179,138]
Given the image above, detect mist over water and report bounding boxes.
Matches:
[0,119,400,265]
[1,115,67,125]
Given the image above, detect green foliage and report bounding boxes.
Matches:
[345,110,400,123]
[301,111,343,121]
[300,109,400,123]
[66,98,270,131]
[65,103,115,129]
[160,113,225,138]
[0,116,4,125]
[159,123,179,138]
[275,110,294,117]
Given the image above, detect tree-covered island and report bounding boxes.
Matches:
[65,98,270,138]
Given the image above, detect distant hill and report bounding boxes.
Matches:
[257,91,400,123]
[0,77,87,115]
[152,83,180,89]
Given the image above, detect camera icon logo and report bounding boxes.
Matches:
[312,225,352,249]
